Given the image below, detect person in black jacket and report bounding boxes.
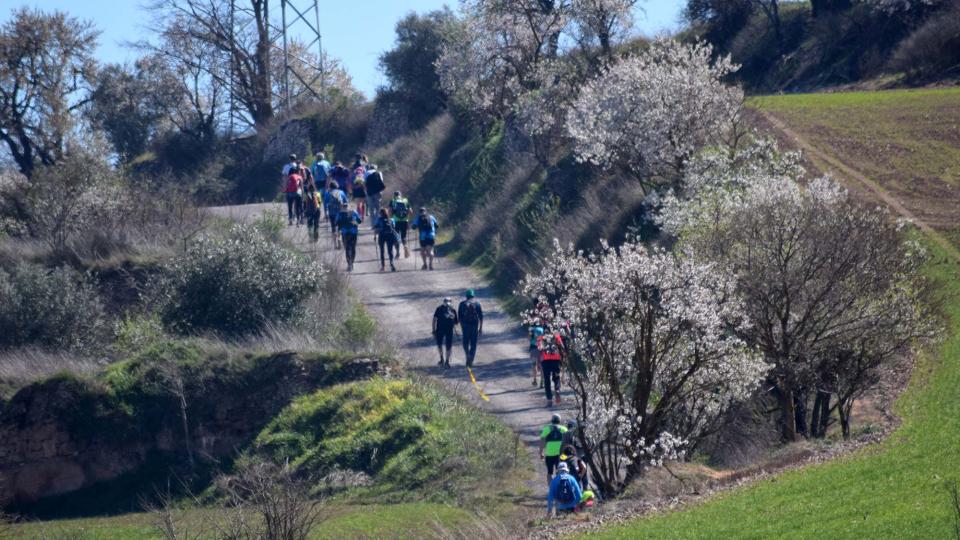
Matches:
[365,164,386,220]
[458,289,483,367]
[432,297,459,368]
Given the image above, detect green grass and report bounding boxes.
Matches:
[590,237,960,539]
[11,503,481,539]
[253,377,526,503]
[749,88,960,241]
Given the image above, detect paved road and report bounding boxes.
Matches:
[212,203,574,495]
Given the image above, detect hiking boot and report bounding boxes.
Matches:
[421,263,428,270]
[438,359,444,366]
[288,219,294,226]
[555,394,562,405]
[547,399,554,408]
[444,360,451,369]
[390,264,396,272]
[532,378,538,387]
[429,263,434,271]
[380,265,385,272]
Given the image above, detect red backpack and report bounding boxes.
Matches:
[286,174,302,193]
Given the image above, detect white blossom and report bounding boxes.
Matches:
[566,39,743,188]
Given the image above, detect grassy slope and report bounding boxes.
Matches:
[749,87,960,244]
[593,89,960,538]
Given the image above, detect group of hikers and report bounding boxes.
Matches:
[280,151,438,272]
[281,151,591,518]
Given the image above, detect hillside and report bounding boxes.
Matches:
[575,87,960,538]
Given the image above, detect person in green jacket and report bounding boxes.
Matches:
[539,413,568,485]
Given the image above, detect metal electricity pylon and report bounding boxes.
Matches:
[228,0,325,135]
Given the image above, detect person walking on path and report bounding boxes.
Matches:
[540,413,569,485]
[282,153,299,176]
[329,161,351,191]
[283,168,304,226]
[432,297,459,368]
[560,444,588,490]
[539,331,565,407]
[458,289,483,367]
[389,191,411,258]
[352,175,367,218]
[411,207,438,270]
[312,152,331,189]
[324,181,348,247]
[547,462,583,518]
[303,184,322,241]
[336,202,363,271]
[365,164,386,220]
[529,322,545,387]
[373,208,400,272]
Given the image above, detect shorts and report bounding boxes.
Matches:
[545,455,561,476]
[420,236,436,248]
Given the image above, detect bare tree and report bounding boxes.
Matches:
[0,8,99,177]
[216,460,325,540]
[146,0,273,128]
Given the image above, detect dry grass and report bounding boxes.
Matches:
[0,348,104,398]
[371,113,457,196]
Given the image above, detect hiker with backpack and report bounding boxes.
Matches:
[539,331,565,407]
[324,181,349,248]
[365,165,386,221]
[458,289,483,368]
[547,462,583,518]
[411,207,438,271]
[432,297,459,368]
[389,191,411,259]
[540,413,569,484]
[560,444,588,490]
[336,202,363,271]
[330,161,351,191]
[283,168,304,227]
[303,184,322,241]
[373,208,400,272]
[312,152,331,189]
[353,174,367,218]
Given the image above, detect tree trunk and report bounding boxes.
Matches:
[777,386,798,441]
[810,390,831,438]
[839,398,853,439]
[794,390,809,438]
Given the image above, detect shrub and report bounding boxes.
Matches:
[154,224,326,336]
[340,304,377,351]
[0,263,107,352]
[891,2,960,78]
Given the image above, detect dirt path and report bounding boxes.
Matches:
[212,203,572,495]
[760,110,960,261]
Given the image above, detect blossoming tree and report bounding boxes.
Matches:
[662,140,938,441]
[520,239,768,494]
[566,39,744,192]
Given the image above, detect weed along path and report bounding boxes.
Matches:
[212,203,571,496]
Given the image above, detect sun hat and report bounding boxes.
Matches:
[557,462,569,473]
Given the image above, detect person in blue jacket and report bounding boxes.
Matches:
[411,207,438,271]
[547,462,583,518]
[336,202,363,272]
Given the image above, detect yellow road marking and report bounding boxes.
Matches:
[467,368,490,402]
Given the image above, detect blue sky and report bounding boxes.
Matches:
[3,1,684,98]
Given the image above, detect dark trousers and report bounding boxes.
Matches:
[378,236,398,267]
[328,213,338,233]
[542,360,561,400]
[396,221,409,254]
[286,193,302,221]
[462,324,479,366]
[435,328,453,359]
[343,232,358,264]
[306,212,320,237]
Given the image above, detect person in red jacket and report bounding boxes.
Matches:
[538,331,565,406]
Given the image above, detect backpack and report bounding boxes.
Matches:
[305,193,320,213]
[556,476,577,505]
[326,190,345,213]
[286,175,301,193]
[540,334,562,360]
[545,424,563,443]
[393,199,409,219]
[462,301,479,325]
[340,211,360,228]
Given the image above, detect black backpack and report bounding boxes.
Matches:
[546,425,563,443]
[440,306,457,324]
[393,199,409,219]
[462,301,479,325]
